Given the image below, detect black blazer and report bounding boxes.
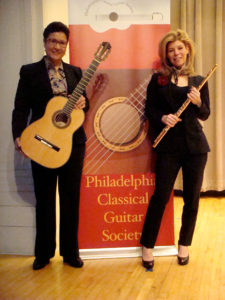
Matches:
[145,73,210,154]
[12,57,89,144]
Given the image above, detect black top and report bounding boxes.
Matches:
[12,58,89,144]
[145,73,210,154]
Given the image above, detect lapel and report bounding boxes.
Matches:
[188,76,201,88]
[63,62,80,95]
[163,78,177,111]
[37,58,81,97]
[37,58,53,96]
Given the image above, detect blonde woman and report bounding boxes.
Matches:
[141,29,210,269]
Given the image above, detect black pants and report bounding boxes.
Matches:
[140,152,207,248]
[31,143,85,260]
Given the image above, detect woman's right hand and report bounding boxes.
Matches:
[161,114,181,127]
[15,137,27,158]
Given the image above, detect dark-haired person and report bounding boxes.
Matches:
[12,22,89,270]
[141,29,210,270]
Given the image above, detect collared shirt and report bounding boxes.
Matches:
[44,56,68,96]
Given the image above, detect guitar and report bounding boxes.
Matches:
[20,42,111,168]
[92,74,152,153]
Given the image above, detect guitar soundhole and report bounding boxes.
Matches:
[52,111,71,128]
[94,98,148,152]
[99,103,141,144]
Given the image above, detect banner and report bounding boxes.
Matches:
[68,0,174,255]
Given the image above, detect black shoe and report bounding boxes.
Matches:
[63,256,84,268]
[142,259,154,270]
[177,255,189,265]
[33,258,49,270]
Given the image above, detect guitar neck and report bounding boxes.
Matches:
[63,58,101,114]
[127,75,151,120]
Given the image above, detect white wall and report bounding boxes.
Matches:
[0,0,42,254]
[0,0,67,254]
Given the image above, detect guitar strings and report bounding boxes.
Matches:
[83,75,152,174]
[85,76,149,159]
[84,111,145,174]
[84,77,148,161]
[83,77,149,169]
[84,117,144,174]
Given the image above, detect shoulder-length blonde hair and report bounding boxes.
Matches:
[158,29,195,76]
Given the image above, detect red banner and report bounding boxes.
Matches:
[79,173,174,248]
[68,1,173,252]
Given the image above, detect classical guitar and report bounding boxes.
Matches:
[93,75,152,153]
[20,42,111,168]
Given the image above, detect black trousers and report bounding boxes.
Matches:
[140,152,207,248]
[31,143,85,260]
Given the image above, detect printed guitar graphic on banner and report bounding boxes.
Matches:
[80,0,166,32]
[20,42,111,168]
[83,73,154,175]
[69,0,174,252]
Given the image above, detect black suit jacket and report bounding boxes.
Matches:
[12,57,89,144]
[145,73,210,153]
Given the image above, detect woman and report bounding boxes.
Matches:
[140,29,210,269]
[12,22,89,270]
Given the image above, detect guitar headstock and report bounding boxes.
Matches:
[95,42,111,62]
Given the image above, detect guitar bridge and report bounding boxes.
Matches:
[35,135,60,152]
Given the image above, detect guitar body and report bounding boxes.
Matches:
[20,42,111,168]
[93,97,148,152]
[21,96,85,168]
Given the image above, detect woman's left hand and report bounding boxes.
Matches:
[73,95,86,109]
[187,86,202,107]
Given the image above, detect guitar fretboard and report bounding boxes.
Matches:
[124,76,151,122]
[63,59,101,115]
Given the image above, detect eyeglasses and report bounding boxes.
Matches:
[47,38,68,48]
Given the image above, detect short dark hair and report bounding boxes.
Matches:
[43,21,70,41]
